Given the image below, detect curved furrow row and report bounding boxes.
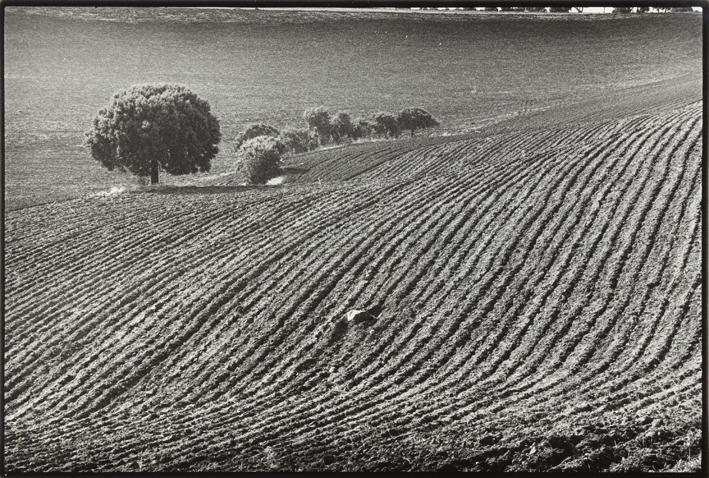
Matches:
[149,117,620,462]
[550,124,702,381]
[161,176,456,401]
[270,113,664,452]
[484,111,701,384]
[42,181,420,419]
[454,108,695,384]
[4,94,701,472]
[5,187,358,404]
[426,113,668,388]
[115,113,652,460]
[9,176,432,434]
[404,109,696,422]
[5,190,289,334]
[438,125,700,431]
[9,124,564,464]
[234,107,692,456]
[444,110,701,425]
[252,138,568,396]
[210,124,576,404]
[188,140,544,401]
[481,138,702,415]
[6,183,404,418]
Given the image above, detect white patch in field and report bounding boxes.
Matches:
[266,176,285,185]
[94,185,128,197]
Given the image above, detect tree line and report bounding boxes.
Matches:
[234,107,439,184]
[85,84,440,185]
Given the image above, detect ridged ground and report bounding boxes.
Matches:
[4,79,703,472]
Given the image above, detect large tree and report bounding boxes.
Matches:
[397,108,440,137]
[85,84,221,184]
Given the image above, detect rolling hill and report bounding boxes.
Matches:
[4,72,702,471]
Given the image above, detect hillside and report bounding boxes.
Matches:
[4,10,702,210]
[4,81,702,470]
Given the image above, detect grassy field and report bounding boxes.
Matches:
[3,8,701,208]
[3,8,703,472]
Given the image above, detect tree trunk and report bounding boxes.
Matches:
[150,160,159,185]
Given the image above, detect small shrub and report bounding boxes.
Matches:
[277,128,302,154]
[234,123,280,151]
[236,135,284,184]
[278,127,317,154]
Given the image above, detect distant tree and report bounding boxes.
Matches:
[85,83,220,185]
[654,7,671,12]
[351,116,374,140]
[303,107,332,144]
[397,108,440,137]
[613,7,632,13]
[525,6,546,11]
[636,6,650,12]
[670,7,694,11]
[236,136,284,184]
[330,111,354,143]
[499,6,513,11]
[483,7,498,11]
[278,127,317,154]
[372,112,400,138]
[548,7,571,12]
[234,123,279,151]
[574,6,584,12]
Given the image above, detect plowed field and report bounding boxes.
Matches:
[4,74,703,470]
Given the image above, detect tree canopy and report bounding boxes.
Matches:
[303,106,332,145]
[85,83,220,184]
[237,135,284,184]
[234,123,280,151]
[397,108,440,136]
[351,116,373,141]
[330,111,354,143]
[372,112,400,138]
[278,127,317,154]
